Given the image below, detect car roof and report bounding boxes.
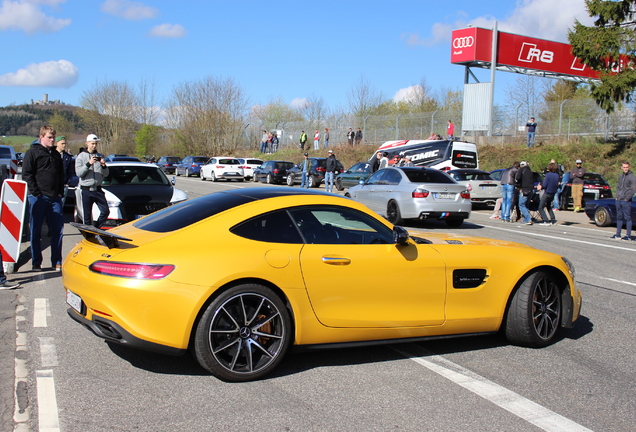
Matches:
[107,161,162,167]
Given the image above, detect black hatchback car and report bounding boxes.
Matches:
[559,172,613,210]
[253,160,294,184]
[286,157,331,188]
[156,156,181,174]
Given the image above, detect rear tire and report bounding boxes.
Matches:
[193,284,292,382]
[594,207,611,227]
[212,173,218,182]
[505,270,561,347]
[335,178,344,191]
[185,169,190,177]
[386,200,403,225]
[266,174,273,184]
[308,175,318,188]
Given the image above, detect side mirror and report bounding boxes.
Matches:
[393,225,410,246]
[358,180,365,185]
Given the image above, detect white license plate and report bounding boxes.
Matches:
[66,290,83,314]
[434,193,454,199]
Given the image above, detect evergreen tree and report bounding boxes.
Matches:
[568,0,636,113]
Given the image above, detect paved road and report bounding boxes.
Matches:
[3,176,635,431]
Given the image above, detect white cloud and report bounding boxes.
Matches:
[393,85,423,103]
[290,98,309,109]
[100,0,158,20]
[0,60,78,87]
[148,23,186,38]
[0,0,70,34]
[406,0,595,47]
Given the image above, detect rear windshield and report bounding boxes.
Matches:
[402,168,456,184]
[0,148,13,158]
[165,157,180,162]
[246,159,262,164]
[276,162,294,169]
[218,158,241,164]
[193,157,208,163]
[583,174,608,185]
[450,171,494,181]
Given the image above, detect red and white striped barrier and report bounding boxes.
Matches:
[0,179,28,273]
[9,158,18,178]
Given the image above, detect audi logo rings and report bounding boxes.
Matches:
[453,36,474,49]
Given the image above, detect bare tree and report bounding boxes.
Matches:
[135,76,160,126]
[79,80,137,153]
[346,75,383,117]
[298,95,328,130]
[165,76,248,155]
[505,75,544,120]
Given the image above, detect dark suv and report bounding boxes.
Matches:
[156,156,181,174]
[560,172,613,210]
[286,157,329,188]
[253,160,294,184]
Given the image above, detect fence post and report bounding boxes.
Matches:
[396,114,403,140]
[431,110,438,136]
[558,99,568,136]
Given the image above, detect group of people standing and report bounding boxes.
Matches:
[260,130,279,154]
[0,126,109,290]
[297,128,361,151]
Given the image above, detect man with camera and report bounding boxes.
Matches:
[75,134,109,228]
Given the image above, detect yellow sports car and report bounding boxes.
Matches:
[63,188,582,382]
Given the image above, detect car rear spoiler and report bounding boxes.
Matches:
[70,222,132,249]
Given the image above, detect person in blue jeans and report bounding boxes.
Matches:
[610,161,636,240]
[0,250,20,289]
[515,161,535,225]
[299,153,311,188]
[526,117,537,147]
[538,163,559,225]
[500,162,519,222]
[22,125,65,271]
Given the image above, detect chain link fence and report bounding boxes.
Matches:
[243,98,635,151]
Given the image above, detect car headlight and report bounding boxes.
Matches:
[561,256,576,279]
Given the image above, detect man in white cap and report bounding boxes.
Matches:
[75,134,110,228]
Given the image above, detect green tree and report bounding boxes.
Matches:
[568,0,636,113]
[134,124,158,158]
[47,112,73,137]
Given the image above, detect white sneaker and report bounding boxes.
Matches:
[0,281,20,290]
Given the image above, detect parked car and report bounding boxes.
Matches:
[200,157,244,182]
[74,162,188,228]
[106,153,129,160]
[448,169,501,208]
[253,160,294,184]
[64,187,581,382]
[105,156,141,162]
[16,152,23,167]
[559,172,613,210]
[346,167,472,227]
[156,156,181,174]
[335,162,372,191]
[286,157,329,187]
[584,196,636,227]
[175,156,208,177]
[0,145,18,179]
[237,158,263,180]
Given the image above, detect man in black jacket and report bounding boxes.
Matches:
[22,125,65,271]
[515,161,535,225]
[610,161,636,240]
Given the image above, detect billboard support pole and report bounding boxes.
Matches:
[488,21,498,137]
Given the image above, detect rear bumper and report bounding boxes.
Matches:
[67,308,186,356]
[418,211,470,220]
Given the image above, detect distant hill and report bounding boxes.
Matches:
[0,104,84,137]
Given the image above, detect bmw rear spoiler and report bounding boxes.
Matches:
[70,222,132,249]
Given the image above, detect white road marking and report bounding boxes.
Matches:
[601,277,636,287]
[482,225,636,252]
[38,337,59,368]
[36,370,60,432]
[34,298,48,327]
[15,296,30,428]
[393,346,593,432]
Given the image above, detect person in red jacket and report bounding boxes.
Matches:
[447,120,455,140]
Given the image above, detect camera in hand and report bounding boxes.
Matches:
[92,153,102,161]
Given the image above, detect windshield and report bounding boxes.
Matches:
[103,166,170,186]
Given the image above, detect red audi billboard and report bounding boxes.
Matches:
[450,27,600,80]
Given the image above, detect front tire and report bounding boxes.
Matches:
[387,200,403,225]
[594,206,611,227]
[286,175,294,186]
[201,171,206,181]
[193,284,292,382]
[505,270,561,347]
[308,175,318,188]
[185,169,190,177]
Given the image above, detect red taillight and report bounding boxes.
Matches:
[273,168,279,173]
[316,167,326,172]
[412,189,430,198]
[441,166,451,172]
[89,261,175,279]
[603,185,610,189]
[216,165,225,168]
[461,191,471,199]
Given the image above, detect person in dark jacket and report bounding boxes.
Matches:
[610,161,636,240]
[55,136,75,184]
[500,161,519,223]
[537,163,559,225]
[324,150,342,193]
[515,161,534,225]
[570,159,586,212]
[22,125,65,271]
[370,151,382,173]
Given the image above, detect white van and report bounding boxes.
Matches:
[374,139,478,171]
[0,145,18,180]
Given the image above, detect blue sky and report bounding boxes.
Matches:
[0,0,594,111]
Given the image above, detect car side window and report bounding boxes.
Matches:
[289,206,393,245]
[366,170,387,185]
[231,210,303,244]
[384,170,402,185]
